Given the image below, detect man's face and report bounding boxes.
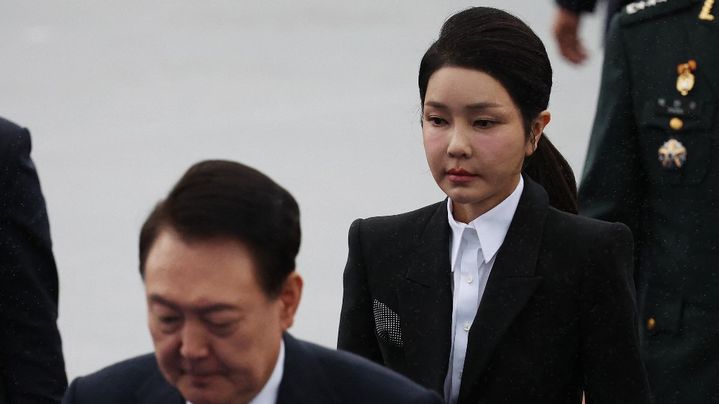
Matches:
[144,229,301,404]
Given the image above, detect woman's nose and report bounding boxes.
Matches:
[447,126,472,158]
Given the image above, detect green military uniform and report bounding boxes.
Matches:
[579,0,719,402]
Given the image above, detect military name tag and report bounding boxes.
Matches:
[658,138,687,169]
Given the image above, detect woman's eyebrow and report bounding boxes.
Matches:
[424,101,448,109]
[424,101,503,110]
[466,102,502,111]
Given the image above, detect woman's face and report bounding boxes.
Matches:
[422,66,548,223]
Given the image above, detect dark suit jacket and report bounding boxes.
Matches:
[579,1,719,402]
[338,177,652,403]
[0,117,66,403]
[62,333,442,404]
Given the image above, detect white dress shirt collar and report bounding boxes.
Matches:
[447,176,524,270]
[248,340,285,404]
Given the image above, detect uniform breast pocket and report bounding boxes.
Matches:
[638,99,716,186]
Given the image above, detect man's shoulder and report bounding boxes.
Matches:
[619,0,701,27]
[0,116,29,161]
[63,354,181,404]
[75,353,159,382]
[0,116,23,137]
[286,336,441,404]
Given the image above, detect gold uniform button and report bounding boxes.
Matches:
[670,117,684,130]
[647,317,657,331]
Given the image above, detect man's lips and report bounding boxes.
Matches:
[181,367,220,378]
[182,371,218,386]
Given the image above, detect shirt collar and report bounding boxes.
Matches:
[447,176,524,270]
[248,340,285,404]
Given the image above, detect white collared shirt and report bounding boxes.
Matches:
[443,177,524,404]
[186,340,285,404]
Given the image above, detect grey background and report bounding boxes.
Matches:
[0,1,604,379]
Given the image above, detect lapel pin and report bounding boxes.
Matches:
[676,60,697,96]
[658,138,687,169]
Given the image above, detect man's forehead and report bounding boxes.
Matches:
[146,230,256,273]
[143,229,269,305]
[147,293,244,314]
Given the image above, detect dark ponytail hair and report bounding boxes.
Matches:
[418,7,578,214]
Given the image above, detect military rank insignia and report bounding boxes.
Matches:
[699,0,716,21]
[676,60,697,96]
[658,139,687,169]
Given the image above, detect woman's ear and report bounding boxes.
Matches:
[526,110,551,156]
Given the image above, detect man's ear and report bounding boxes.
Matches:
[278,272,303,330]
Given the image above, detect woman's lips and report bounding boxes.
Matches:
[447,168,476,183]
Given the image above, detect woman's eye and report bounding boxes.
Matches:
[425,116,446,126]
[474,119,495,128]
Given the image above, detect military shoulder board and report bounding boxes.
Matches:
[620,0,700,26]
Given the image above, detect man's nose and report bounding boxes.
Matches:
[179,322,210,359]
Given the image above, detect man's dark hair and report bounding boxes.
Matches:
[138,160,301,297]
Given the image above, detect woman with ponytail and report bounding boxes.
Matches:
[338,7,651,403]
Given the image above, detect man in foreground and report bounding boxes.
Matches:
[62,159,441,404]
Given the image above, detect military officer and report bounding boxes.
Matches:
[579,0,719,402]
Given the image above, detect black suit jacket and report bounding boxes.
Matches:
[0,117,66,403]
[338,177,652,403]
[62,333,442,404]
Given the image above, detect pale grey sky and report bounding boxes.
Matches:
[0,1,604,379]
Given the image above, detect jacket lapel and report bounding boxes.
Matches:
[136,358,184,404]
[458,177,547,402]
[398,201,453,394]
[277,333,340,404]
